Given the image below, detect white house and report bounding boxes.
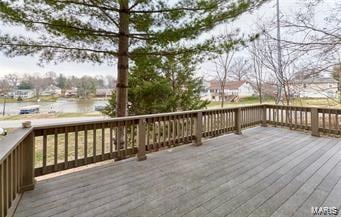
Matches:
[291,77,338,98]
[95,88,114,97]
[201,80,255,101]
[41,85,62,96]
[12,89,35,99]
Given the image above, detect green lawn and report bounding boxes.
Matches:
[208,96,275,108]
[208,97,341,108]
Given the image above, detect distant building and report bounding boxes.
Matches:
[41,85,62,96]
[201,80,255,101]
[10,89,35,99]
[95,89,114,97]
[65,88,78,97]
[291,77,338,98]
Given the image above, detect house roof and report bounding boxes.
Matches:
[209,80,247,90]
[299,77,337,84]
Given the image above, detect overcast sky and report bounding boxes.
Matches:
[0,0,335,78]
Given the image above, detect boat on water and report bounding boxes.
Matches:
[19,105,40,114]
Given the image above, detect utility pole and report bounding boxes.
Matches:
[2,95,6,116]
[276,0,284,104]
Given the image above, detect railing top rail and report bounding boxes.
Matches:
[0,127,33,163]
[33,104,264,130]
[265,103,341,111]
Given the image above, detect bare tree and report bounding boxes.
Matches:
[4,73,18,91]
[254,32,302,105]
[281,1,340,61]
[214,49,235,107]
[248,40,266,103]
[230,57,250,81]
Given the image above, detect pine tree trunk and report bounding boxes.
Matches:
[116,0,129,156]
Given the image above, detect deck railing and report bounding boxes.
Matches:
[0,104,340,217]
[0,128,34,217]
[32,105,263,177]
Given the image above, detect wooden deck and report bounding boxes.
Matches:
[14,127,341,217]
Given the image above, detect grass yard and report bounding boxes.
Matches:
[208,96,275,108]
[208,96,341,108]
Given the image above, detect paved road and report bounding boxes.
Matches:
[0,116,110,128]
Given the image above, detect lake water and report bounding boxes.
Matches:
[0,98,108,115]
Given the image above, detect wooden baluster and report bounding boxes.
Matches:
[100,124,104,160]
[152,118,156,150]
[0,163,4,217]
[92,125,96,163]
[12,150,16,199]
[329,109,332,134]
[75,126,78,167]
[225,110,228,132]
[276,107,279,126]
[182,115,185,143]
[158,118,161,147]
[262,105,267,127]
[322,111,325,132]
[19,144,23,188]
[336,111,339,135]
[54,129,58,171]
[177,115,181,145]
[162,116,166,147]
[84,125,88,164]
[4,159,8,214]
[167,116,171,147]
[64,128,69,169]
[300,109,303,129]
[132,121,136,149]
[203,113,206,137]
[9,153,13,203]
[110,123,113,159]
[124,121,128,156]
[190,114,194,140]
[146,119,150,150]
[42,130,47,174]
[210,111,214,137]
[14,148,18,197]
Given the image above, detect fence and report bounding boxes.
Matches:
[0,104,340,217]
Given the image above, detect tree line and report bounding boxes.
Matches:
[0,72,117,98]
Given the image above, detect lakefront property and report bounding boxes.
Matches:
[1,0,341,217]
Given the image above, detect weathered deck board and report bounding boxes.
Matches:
[14,127,341,217]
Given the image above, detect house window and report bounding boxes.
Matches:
[212,96,215,100]
[303,84,307,88]
[329,84,333,88]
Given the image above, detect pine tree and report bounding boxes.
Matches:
[0,0,266,118]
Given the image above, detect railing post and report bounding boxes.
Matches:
[20,124,36,192]
[194,111,202,146]
[137,118,147,161]
[311,108,320,137]
[235,108,242,135]
[261,105,267,127]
